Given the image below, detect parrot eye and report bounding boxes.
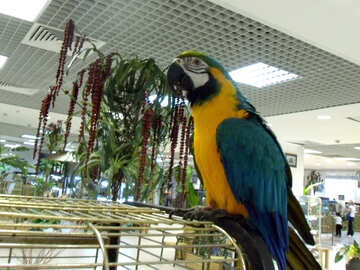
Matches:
[192,58,201,66]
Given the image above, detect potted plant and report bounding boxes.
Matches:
[335,240,360,269]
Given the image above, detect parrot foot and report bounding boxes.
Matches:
[170,206,244,223]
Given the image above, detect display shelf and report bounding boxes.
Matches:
[299,196,322,245]
[0,194,245,269]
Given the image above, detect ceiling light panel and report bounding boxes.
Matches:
[335,157,360,161]
[21,134,38,140]
[0,56,8,69]
[304,149,322,154]
[1,0,49,21]
[23,141,35,146]
[230,62,298,88]
[317,115,331,120]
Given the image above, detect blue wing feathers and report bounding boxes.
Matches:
[216,118,288,270]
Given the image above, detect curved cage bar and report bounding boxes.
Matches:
[0,194,246,269]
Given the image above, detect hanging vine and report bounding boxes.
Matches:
[34,19,195,204]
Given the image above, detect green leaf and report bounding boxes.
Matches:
[335,252,344,263]
[354,240,359,249]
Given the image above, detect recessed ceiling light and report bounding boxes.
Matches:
[317,115,331,120]
[304,149,322,154]
[0,55,8,69]
[21,134,38,140]
[354,147,360,150]
[1,0,49,21]
[326,159,333,163]
[229,62,298,88]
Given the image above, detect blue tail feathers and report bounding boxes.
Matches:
[245,204,288,270]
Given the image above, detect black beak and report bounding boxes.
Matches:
[167,62,194,94]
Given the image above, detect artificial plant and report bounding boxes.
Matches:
[34,20,195,204]
[336,240,360,269]
[0,144,32,181]
[34,121,64,195]
[303,170,324,195]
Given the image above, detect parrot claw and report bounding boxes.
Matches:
[169,206,244,223]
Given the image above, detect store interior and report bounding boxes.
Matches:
[1,0,360,269]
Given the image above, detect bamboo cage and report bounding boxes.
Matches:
[0,194,246,270]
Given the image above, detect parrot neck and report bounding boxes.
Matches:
[191,68,249,128]
[187,74,219,106]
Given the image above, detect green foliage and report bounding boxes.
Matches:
[39,158,61,178]
[45,121,64,153]
[0,144,32,179]
[174,165,200,207]
[71,53,173,201]
[32,177,57,196]
[304,170,324,195]
[336,240,360,263]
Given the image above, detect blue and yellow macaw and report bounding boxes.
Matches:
[167,51,318,270]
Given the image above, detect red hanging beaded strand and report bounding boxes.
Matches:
[181,117,193,206]
[137,107,153,200]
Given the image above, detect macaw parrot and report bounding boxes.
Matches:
[167,51,319,270]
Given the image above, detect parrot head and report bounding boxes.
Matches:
[167,51,231,105]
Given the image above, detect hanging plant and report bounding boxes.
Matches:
[34,19,196,204]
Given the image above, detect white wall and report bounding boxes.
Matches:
[304,169,360,202]
[279,141,304,198]
[324,178,358,202]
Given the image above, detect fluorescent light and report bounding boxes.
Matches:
[21,134,38,140]
[4,143,20,148]
[1,0,48,21]
[229,62,298,88]
[317,115,331,120]
[326,159,333,163]
[315,163,321,166]
[347,162,356,166]
[0,139,5,143]
[304,149,322,154]
[335,157,360,161]
[354,147,360,150]
[23,141,35,146]
[0,55,8,69]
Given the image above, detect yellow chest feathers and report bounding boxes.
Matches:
[191,68,249,216]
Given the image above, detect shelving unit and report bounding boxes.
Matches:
[299,196,322,245]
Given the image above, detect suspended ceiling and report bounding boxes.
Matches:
[0,0,360,169]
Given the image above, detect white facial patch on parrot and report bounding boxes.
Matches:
[184,69,209,89]
[174,57,210,91]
